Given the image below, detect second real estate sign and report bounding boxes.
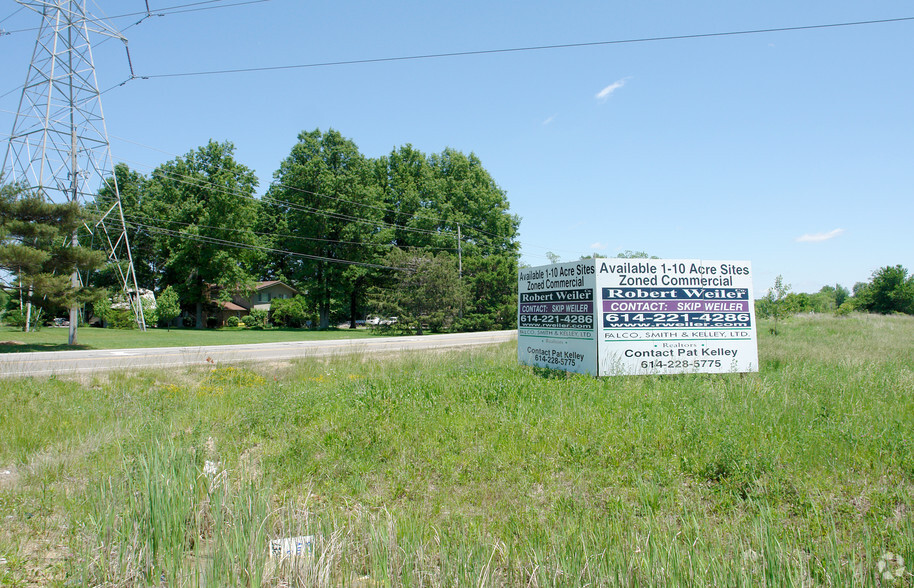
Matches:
[518,259,759,376]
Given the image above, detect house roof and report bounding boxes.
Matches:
[218,301,247,311]
[256,280,298,293]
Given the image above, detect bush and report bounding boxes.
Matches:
[226,316,240,327]
[4,308,42,330]
[835,300,856,316]
[92,299,136,330]
[245,308,268,329]
[155,286,180,329]
[270,296,310,328]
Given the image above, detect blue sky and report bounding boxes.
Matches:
[2,0,912,295]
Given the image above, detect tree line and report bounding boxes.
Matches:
[757,265,914,333]
[2,129,520,334]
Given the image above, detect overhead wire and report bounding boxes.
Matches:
[0,0,272,103]
[138,15,914,79]
[267,179,506,240]
[88,157,489,265]
[0,6,24,26]
[106,145,509,244]
[98,143,558,258]
[0,0,271,36]
[128,221,407,271]
[105,134,510,240]
[116,210,459,252]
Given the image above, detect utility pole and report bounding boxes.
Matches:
[457,223,462,278]
[457,222,463,320]
[2,1,146,342]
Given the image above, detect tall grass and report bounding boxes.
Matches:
[0,313,911,585]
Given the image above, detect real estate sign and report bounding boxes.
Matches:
[518,259,758,376]
[517,260,598,375]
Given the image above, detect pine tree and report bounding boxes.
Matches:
[0,182,105,338]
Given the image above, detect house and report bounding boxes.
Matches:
[241,280,298,311]
[213,281,299,325]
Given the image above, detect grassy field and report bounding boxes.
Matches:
[0,325,377,353]
[0,313,912,586]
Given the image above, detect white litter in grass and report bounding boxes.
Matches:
[203,460,219,477]
[269,535,314,559]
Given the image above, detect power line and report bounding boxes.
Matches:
[116,154,508,243]
[105,134,508,239]
[0,6,24,25]
[117,210,459,252]
[98,161,480,248]
[8,131,530,255]
[0,0,270,36]
[139,15,914,79]
[0,1,272,101]
[130,221,407,271]
[268,179,506,240]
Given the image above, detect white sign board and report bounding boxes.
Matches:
[518,259,758,376]
[517,260,598,375]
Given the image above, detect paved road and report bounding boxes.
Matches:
[0,330,517,378]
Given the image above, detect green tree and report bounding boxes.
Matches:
[834,284,850,308]
[145,141,262,328]
[0,182,106,340]
[761,275,792,335]
[264,129,384,329]
[616,250,658,259]
[270,295,311,328]
[374,146,520,331]
[459,253,517,331]
[856,265,914,314]
[156,285,180,330]
[371,249,466,335]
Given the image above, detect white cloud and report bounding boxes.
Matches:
[595,77,629,101]
[542,114,556,125]
[796,228,845,243]
[589,241,608,250]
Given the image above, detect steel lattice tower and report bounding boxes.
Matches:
[2,0,145,342]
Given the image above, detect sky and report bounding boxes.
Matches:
[1,0,912,295]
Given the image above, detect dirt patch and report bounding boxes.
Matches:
[0,340,24,346]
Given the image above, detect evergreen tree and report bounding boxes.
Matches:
[0,182,105,339]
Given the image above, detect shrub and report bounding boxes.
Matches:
[835,300,856,316]
[270,296,310,328]
[245,308,268,329]
[155,286,180,329]
[226,316,240,327]
[92,299,136,330]
[4,308,43,330]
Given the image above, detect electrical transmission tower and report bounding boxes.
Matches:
[2,0,145,343]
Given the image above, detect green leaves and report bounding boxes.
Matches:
[0,183,106,318]
[370,249,465,335]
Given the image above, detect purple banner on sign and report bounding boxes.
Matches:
[602,300,749,313]
[519,302,594,314]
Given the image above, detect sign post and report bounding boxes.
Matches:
[518,259,758,376]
